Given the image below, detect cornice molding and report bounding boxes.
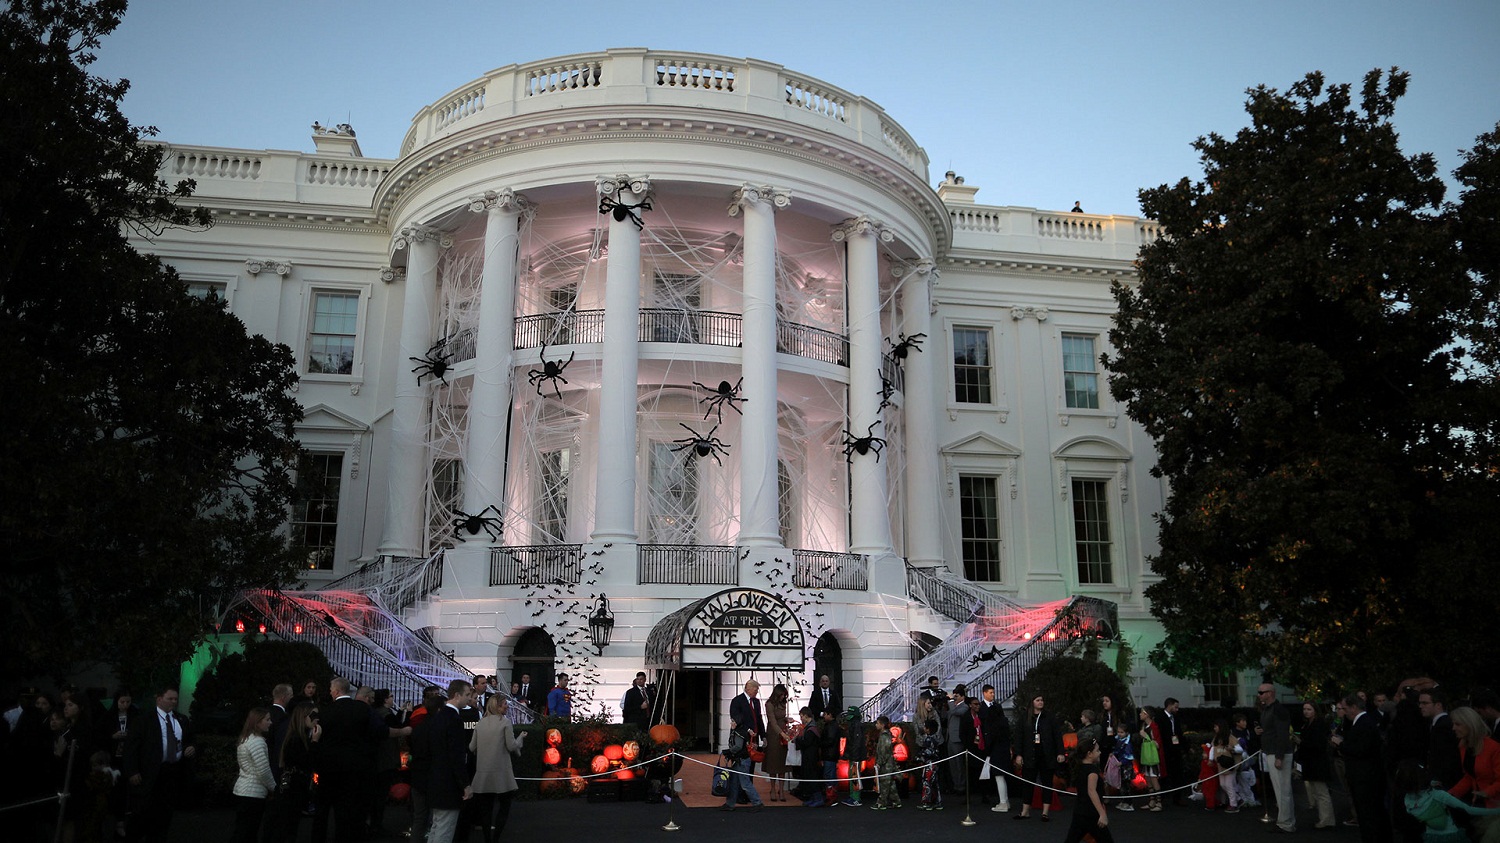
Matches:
[727,183,791,215]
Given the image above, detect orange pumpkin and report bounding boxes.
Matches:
[893,742,909,763]
[543,747,561,766]
[649,723,680,745]
[621,740,640,761]
[889,725,903,742]
[590,755,610,774]
[603,744,624,761]
[616,767,636,780]
[546,728,563,746]
[569,774,587,794]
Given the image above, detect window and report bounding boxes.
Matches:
[647,441,698,543]
[536,448,571,542]
[186,280,227,302]
[1062,333,1100,409]
[650,271,701,342]
[1072,478,1112,583]
[307,291,359,375]
[953,327,992,404]
[1202,668,1238,704]
[959,475,1002,581]
[428,459,463,550]
[291,452,343,570]
[778,459,795,548]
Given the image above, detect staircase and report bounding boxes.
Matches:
[237,551,535,722]
[858,565,1118,723]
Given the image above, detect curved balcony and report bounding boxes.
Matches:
[398,49,928,179]
[446,309,904,390]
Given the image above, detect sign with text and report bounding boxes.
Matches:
[679,588,805,669]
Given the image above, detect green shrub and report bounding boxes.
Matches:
[190,639,332,734]
[1012,654,1132,733]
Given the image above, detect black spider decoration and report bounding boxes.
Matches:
[693,377,747,421]
[877,375,897,412]
[887,332,928,359]
[598,195,653,230]
[670,422,730,465]
[527,344,575,398]
[451,505,504,541]
[842,420,887,463]
[409,337,455,385]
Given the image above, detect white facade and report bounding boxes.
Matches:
[135,50,1227,738]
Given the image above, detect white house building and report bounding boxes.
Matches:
[134,49,1229,745]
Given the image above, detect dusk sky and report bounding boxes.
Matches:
[95,0,1499,217]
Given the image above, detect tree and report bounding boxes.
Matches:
[1012,654,1130,733]
[189,639,332,734]
[1104,69,1500,694]
[0,0,305,683]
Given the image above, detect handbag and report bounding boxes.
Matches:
[711,753,732,797]
[1140,736,1160,766]
[1216,752,1235,769]
[785,741,802,767]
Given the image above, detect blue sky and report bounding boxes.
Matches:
[95,0,1499,217]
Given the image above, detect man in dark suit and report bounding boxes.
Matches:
[808,674,839,722]
[267,683,293,783]
[122,686,196,843]
[517,673,545,714]
[317,677,410,843]
[623,671,653,730]
[425,679,476,843]
[722,680,765,810]
[1335,693,1393,843]
[1420,687,1462,789]
[1157,697,1187,806]
[977,684,1012,811]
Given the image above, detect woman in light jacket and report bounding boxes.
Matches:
[231,707,277,843]
[469,696,526,843]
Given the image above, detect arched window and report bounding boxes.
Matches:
[511,627,557,700]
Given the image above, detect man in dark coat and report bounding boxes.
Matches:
[267,683,293,782]
[424,680,476,843]
[1157,697,1187,805]
[1420,687,1462,789]
[978,684,1013,811]
[808,673,840,722]
[122,687,196,843]
[1335,693,1393,843]
[623,672,653,730]
[318,677,409,843]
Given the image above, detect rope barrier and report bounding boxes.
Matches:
[0,793,63,813]
[505,746,1265,799]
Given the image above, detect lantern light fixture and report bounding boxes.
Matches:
[588,594,615,655]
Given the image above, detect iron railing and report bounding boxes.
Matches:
[638,544,738,585]
[775,318,846,365]
[514,310,606,349]
[905,564,1028,626]
[792,549,869,590]
[489,545,584,586]
[639,308,742,346]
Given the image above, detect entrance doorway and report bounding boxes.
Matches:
[510,627,555,713]
[663,670,715,752]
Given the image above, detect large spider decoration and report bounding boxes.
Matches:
[527,344,575,398]
[877,375,897,412]
[598,195,653,230]
[451,505,504,542]
[842,420,887,463]
[410,337,455,385]
[693,377,747,422]
[887,332,928,360]
[670,422,730,465]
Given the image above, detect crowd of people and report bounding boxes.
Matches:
[4,671,1498,843]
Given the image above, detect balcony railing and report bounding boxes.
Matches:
[792,549,868,590]
[512,309,855,371]
[638,544,738,585]
[490,545,583,586]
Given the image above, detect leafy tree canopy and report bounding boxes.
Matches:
[1105,69,1500,695]
[0,0,305,682]
[1012,654,1131,733]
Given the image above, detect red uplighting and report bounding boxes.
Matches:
[293,623,303,634]
[258,623,267,634]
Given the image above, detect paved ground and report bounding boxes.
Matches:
[143,786,1354,843]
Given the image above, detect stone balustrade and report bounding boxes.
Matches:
[948,205,1156,263]
[395,48,929,178]
[159,143,395,206]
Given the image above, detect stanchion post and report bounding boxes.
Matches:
[662,751,681,831]
[961,750,977,826]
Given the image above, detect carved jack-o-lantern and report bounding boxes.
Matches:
[546,728,563,746]
[543,747,562,766]
[621,740,641,761]
[893,742,909,763]
[590,755,610,774]
[603,744,624,762]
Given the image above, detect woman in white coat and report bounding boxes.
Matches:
[231,707,277,843]
[469,696,526,843]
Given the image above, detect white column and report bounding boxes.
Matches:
[379,225,448,557]
[833,216,894,556]
[898,260,944,566]
[730,184,790,547]
[460,190,531,543]
[590,175,650,543]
